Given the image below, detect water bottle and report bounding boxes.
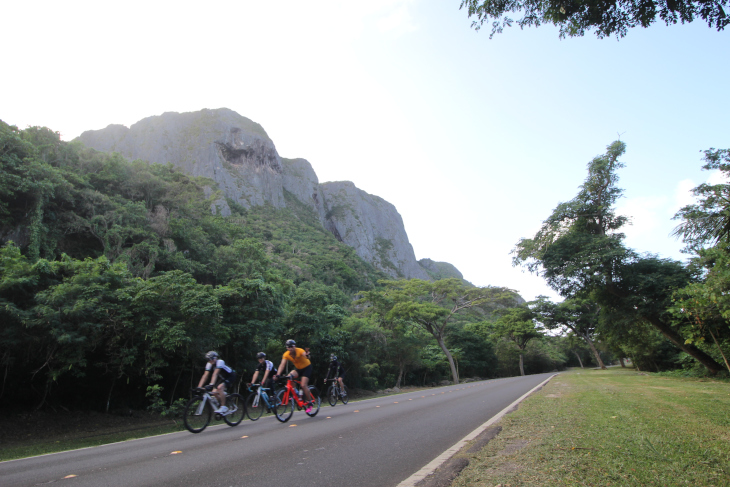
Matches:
[297,389,303,400]
[210,395,220,408]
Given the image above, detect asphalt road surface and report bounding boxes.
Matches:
[0,373,555,487]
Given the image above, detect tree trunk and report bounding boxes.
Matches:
[573,351,584,368]
[519,352,525,376]
[581,333,606,369]
[394,360,404,389]
[619,357,626,367]
[708,328,730,374]
[645,315,724,375]
[435,334,459,384]
[106,379,114,413]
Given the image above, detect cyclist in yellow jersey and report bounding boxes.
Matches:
[274,339,314,412]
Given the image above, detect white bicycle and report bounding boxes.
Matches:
[183,386,245,433]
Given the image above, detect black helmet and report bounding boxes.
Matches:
[256,352,266,359]
[330,354,337,361]
[205,351,219,361]
[285,339,296,348]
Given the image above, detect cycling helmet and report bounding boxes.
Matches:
[285,339,296,348]
[330,354,337,361]
[205,351,219,361]
[256,352,266,359]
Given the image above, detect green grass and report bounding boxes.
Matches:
[0,420,186,462]
[453,367,730,486]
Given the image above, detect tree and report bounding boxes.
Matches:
[492,306,545,375]
[460,0,729,39]
[669,148,730,373]
[533,297,606,369]
[513,141,725,374]
[358,278,519,384]
[672,149,730,250]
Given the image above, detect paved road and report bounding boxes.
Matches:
[0,374,555,487]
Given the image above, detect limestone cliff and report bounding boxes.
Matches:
[76,108,432,280]
[320,181,429,280]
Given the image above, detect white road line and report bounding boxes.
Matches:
[396,374,558,487]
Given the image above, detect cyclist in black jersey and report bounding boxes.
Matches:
[324,354,346,396]
[248,352,276,399]
[197,351,236,415]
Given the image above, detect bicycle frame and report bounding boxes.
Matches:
[248,384,274,409]
[280,377,311,409]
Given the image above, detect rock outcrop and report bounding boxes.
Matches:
[321,181,429,280]
[77,108,433,280]
[418,258,474,286]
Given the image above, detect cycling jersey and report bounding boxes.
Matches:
[255,360,276,375]
[206,359,234,379]
[325,360,345,380]
[282,347,311,370]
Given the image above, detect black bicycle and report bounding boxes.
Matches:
[325,379,349,406]
[183,386,245,433]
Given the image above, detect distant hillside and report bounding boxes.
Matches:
[418,258,474,287]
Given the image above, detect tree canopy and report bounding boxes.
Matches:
[513,141,725,374]
[460,0,729,39]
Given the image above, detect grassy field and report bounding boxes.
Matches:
[452,367,730,487]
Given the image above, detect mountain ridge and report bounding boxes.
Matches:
[76,108,454,281]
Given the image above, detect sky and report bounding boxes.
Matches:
[2,1,729,301]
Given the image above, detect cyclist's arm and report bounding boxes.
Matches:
[275,357,288,377]
[251,370,260,384]
[197,370,211,388]
[210,368,220,386]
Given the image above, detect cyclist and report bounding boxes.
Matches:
[274,339,314,413]
[249,352,276,400]
[324,354,346,397]
[197,351,236,415]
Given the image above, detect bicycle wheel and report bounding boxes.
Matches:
[274,389,294,423]
[327,385,337,407]
[183,396,212,433]
[246,392,265,421]
[340,385,349,404]
[305,387,321,417]
[224,393,245,426]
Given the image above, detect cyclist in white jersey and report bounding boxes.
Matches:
[197,351,236,414]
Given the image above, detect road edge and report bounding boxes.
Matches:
[395,373,558,487]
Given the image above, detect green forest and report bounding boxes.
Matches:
[1,121,728,415]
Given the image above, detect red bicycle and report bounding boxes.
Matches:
[274,375,321,422]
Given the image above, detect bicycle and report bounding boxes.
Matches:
[274,375,320,423]
[325,378,349,406]
[245,383,279,420]
[182,386,245,433]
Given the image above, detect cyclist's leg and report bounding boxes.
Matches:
[298,365,314,402]
[216,382,227,407]
[338,375,346,395]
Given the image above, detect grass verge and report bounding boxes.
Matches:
[0,412,185,462]
[452,367,730,487]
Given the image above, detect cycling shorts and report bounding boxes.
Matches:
[295,364,313,379]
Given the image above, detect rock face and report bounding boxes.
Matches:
[77,108,433,280]
[320,181,429,280]
[78,109,287,213]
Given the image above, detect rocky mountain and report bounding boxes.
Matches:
[418,258,474,286]
[76,108,438,280]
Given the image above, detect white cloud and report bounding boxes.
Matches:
[673,179,697,213]
[707,170,730,186]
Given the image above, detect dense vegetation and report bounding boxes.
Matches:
[0,121,579,414]
[514,141,730,378]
